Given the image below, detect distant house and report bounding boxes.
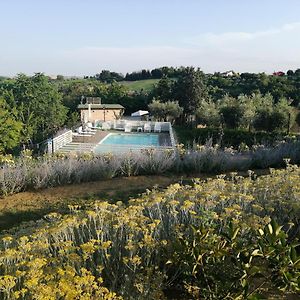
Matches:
[221,70,236,77]
[273,71,285,76]
[78,97,124,123]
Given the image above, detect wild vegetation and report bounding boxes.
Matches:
[0,165,299,299]
[1,139,300,197]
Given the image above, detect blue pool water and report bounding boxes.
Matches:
[100,133,160,146]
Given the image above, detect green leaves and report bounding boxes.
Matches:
[1,73,67,147]
[0,98,22,153]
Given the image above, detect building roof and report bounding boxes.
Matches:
[78,104,124,109]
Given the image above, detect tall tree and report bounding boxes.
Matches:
[173,67,209,121]
[152,75,174,101]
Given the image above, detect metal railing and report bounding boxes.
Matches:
[51,130,73,153]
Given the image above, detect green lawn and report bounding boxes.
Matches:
[119,79,160,92]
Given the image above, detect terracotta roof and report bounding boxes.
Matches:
[78,104,124,109]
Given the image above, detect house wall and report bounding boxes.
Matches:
[80,109,123,123]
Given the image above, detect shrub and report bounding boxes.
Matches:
[0,166,299,299]
[0,140,300,196]
[174,126,297,148]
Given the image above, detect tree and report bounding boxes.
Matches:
[252,95,295,132]
[196,99,220,127]
[0,98,22,153]
[218,95,246,129]
[95,70,124,83]
[151,68,163,79]
[56,75,64,81]
[164,100,183,123]
[148,99,183,123]
[6,73,67,144]
[152,75,174,101]
[173,67,209,121]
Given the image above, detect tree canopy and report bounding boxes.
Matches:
[1,73,67,145]
[0,97,22,153]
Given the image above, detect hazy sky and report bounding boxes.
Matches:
[1,0,300,76]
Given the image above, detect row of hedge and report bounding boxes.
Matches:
[174,126,299,148]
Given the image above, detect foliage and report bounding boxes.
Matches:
[174,126,299,148]
[1,140,300,196]
[0,166,299,299]
[194,93,296,131]
[0,73,67,144]
[148,99,183,123]
[94,70,124,83]
[0,98,22,153]
[173,67,209,118]
[152,75,175,101]
[196,98,220,127]
[253,96,295,132]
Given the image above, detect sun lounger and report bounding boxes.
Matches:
[144,123,151,132]
[154,122,161,133]
[102,122,111,130]
[77,126,95,135]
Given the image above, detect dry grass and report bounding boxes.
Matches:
[0,175,180,231]
[0,169,271,232]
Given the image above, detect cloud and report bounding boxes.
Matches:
[186,22,300,46]
[60,21,300,75]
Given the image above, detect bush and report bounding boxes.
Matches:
[174,126,297,148]
[1,140,300,197]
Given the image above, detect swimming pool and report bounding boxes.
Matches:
[100,133,160,146]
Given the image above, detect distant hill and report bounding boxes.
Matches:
[119,79,160,92]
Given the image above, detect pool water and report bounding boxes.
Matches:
[100,133,160,146]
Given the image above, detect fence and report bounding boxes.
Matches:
[49,130,72,153]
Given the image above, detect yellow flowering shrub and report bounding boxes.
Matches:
[0,165,299,299]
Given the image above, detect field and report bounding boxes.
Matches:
[0,166,299,299]
[119,79,160,91]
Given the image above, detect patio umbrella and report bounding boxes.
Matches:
[131,110,149,117]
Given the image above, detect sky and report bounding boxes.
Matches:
[1,0,300,76]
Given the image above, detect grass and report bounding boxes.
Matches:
[119,79,160,91]
[0,169,272,232]
[0,175,180,231]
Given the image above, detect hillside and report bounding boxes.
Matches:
[119,79,160,92]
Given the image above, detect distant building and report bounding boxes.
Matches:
[273,71,285,76]
[78,97,124,123]
[221,70,236,77]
